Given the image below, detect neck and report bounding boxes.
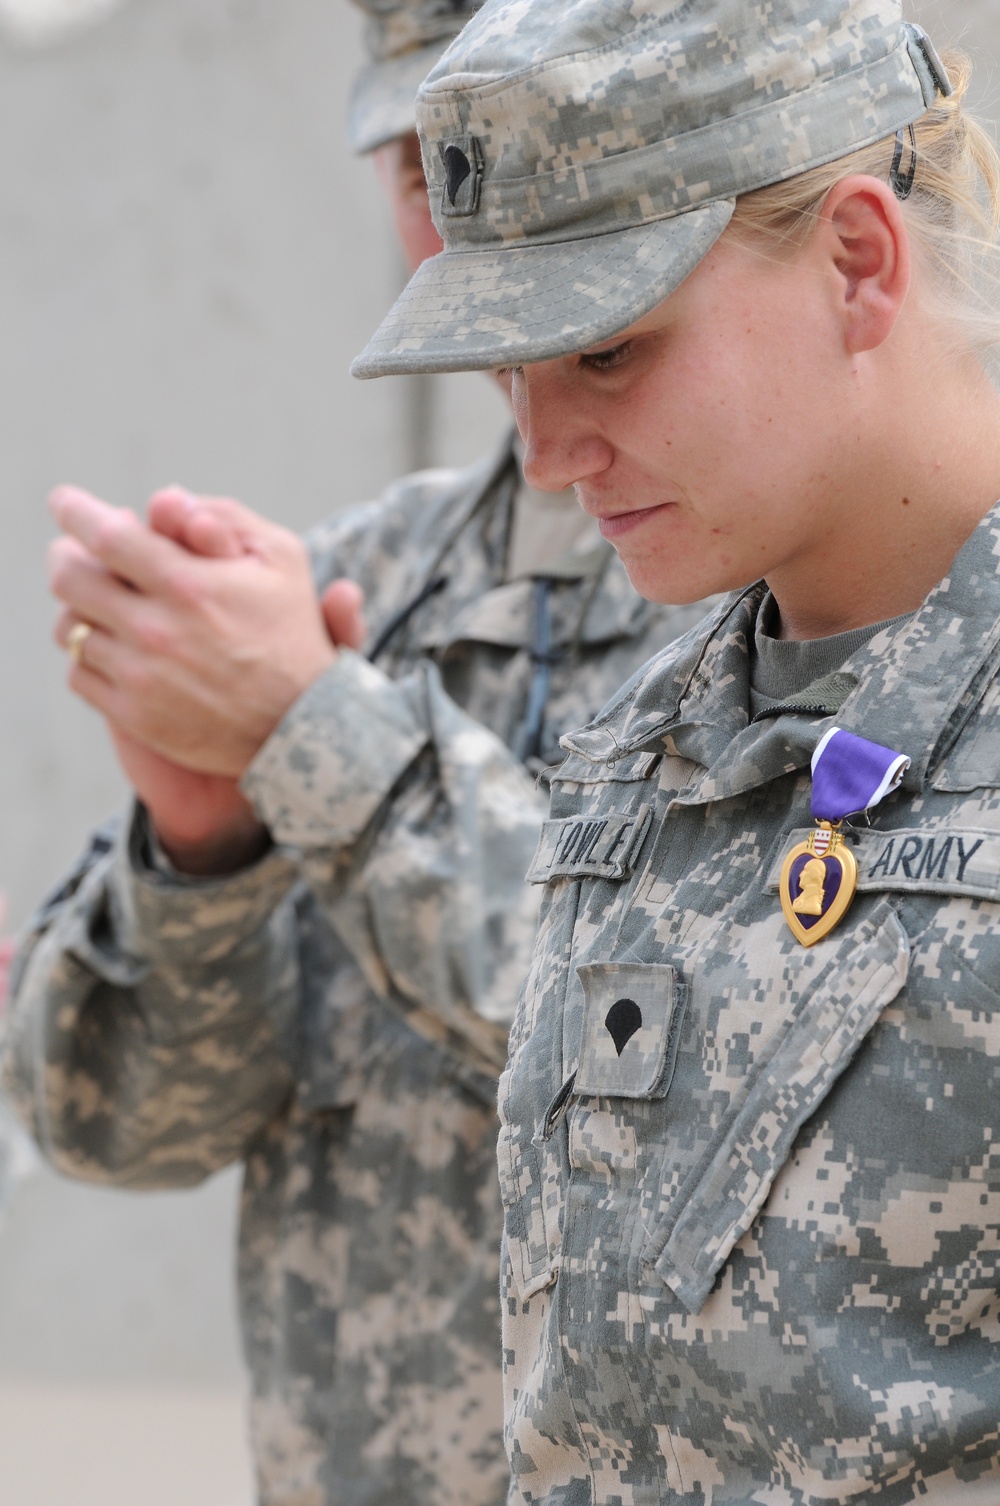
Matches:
[770,353,1000,642]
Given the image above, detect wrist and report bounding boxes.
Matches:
[151,806,271,877]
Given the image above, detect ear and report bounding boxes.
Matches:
[816,175,911,355]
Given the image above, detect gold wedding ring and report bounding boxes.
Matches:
[66,621,93,667]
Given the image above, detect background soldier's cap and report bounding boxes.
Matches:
[347,0,485,154]
[352,0,951,377]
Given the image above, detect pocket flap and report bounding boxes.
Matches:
[497,1110,560,1301]
[647,902,909,1314]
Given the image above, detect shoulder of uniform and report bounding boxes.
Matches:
[930,659,1000,794]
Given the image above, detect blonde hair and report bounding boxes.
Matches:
[729,50,1000,368]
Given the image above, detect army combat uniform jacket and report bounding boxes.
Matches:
[1,433,710,1506]
[501,503,1000,1506]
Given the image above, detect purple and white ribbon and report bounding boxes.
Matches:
[810,727,910,824]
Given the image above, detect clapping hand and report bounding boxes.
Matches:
[49,485,366,874]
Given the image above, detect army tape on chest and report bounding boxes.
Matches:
[769,826,1000,900]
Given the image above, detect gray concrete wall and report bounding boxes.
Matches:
[0,0,997,1500]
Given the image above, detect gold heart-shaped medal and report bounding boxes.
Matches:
[779,822,859,947]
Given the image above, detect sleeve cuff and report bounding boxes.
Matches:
[240,651,429,849]
[105,803,301,969]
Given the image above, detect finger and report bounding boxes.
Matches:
[147,487,246,560]
[53,608,116,677]
[53,605,78,645]
[164,492,286,562]
[64,654,126,721]
[145,488,192,543]
[48,536,138,634]
[51,545,175,667]
[50,484,190,594]
[57,622,170,744]
[320,578,367,650]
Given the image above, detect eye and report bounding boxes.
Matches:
[494,365,522,380]
[403,168,429,198]
[580,340,632,373]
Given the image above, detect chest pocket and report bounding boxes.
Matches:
[500,962,686,1301]
[641,901,910,1314]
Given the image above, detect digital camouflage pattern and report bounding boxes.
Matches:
[352,0,948,376]
[500,500,1000,1505]
[1,432,713,1506]
[347,0,484,154]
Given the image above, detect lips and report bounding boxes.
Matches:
[594,502,675,539]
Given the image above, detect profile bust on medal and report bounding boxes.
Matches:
[789,857,827,918]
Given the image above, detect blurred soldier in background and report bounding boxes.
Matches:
[1,2,715,1503]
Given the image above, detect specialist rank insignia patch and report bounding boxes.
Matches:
[780,727,909,947]
[439,136,483,217]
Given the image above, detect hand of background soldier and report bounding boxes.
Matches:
[132,488,368,873]
[48,483,351,874]
[50,482,338,776]
[107,724,271,875]
[50,484,368,873]
[147,486,368,650]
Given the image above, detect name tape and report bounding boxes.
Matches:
[527,806,652,884]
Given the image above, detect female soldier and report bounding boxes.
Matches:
[354,0,1000,1499]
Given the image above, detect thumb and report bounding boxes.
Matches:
[320,578,367,651]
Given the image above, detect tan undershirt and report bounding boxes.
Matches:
[504,448,601,581]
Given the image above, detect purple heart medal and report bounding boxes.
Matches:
[780,727,910,947]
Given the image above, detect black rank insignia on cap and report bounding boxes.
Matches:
[439,136,483,217]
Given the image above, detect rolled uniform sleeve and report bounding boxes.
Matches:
[242,650,546,1079]
[244,650,429,847]
[2,809,301,1188]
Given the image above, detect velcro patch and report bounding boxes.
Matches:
[439,136,483,217]
[576,961,684,1099]
[526,806,652,884]
[768,826,1000,899]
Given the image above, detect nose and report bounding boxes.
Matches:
[512,364,613,493]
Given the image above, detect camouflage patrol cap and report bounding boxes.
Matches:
[352,0,951,377]
[347,0,485,154]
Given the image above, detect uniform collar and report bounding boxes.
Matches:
[562,500,1000,804]
[360,431,517,669]
[412,428,663,653]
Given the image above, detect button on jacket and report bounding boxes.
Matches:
[501,503,1000,1505]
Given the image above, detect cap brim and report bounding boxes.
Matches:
[348,43,452,155]
[351,201,735,377]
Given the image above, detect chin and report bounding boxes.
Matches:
[617,552,715,608]
[619,539,760,607]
